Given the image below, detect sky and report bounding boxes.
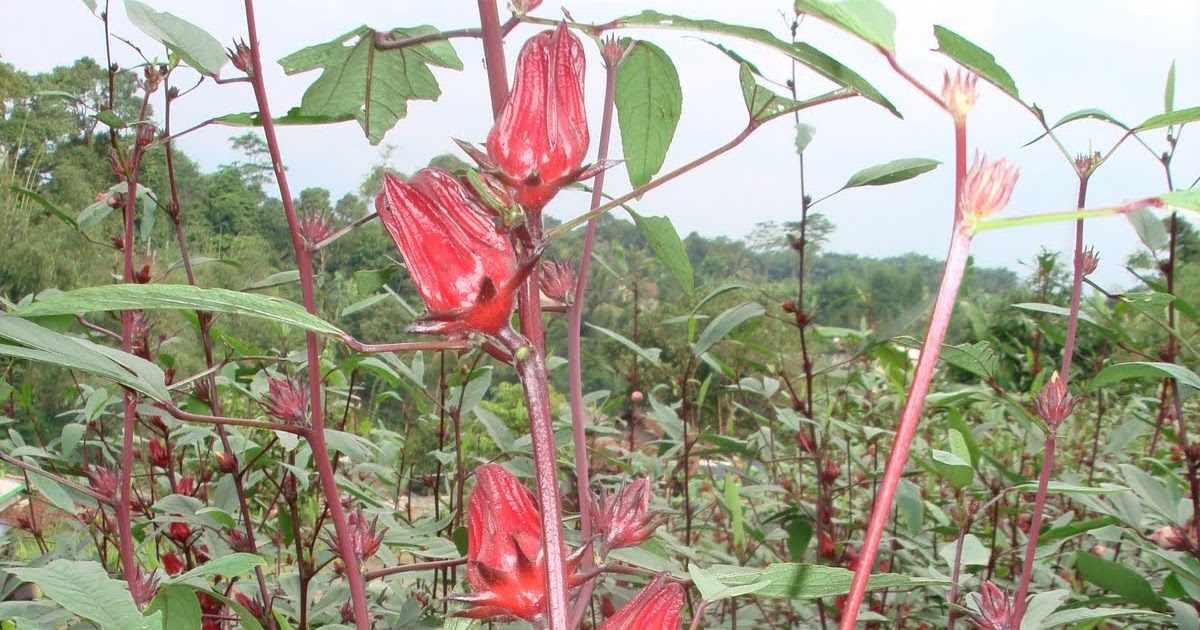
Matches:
[3,1,1199,289]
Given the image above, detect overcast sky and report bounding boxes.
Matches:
[4,1,1199,288]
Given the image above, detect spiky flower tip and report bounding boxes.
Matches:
[942,69,978,121]
[960,152,1019,221]
[592,478,668,556]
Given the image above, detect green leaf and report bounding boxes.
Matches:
[212,107,355,128]
[1162,189,1200,213]
[1129,207,1170,250]
[164,553,266,586]
[785,516,812,561]
[95,109,127,129]
[0,314,169,401]
[842,158,939,189]
[1038,516,1120,544]
[722,476,745,549]
[322,430,379,462]
[613,11,897,116]
[1075,550,1166,610]
[1038,607,1166,629]
[1093,361,1200,391]
[794,0,896,52]
[1135,106,1200,132]
[26,467,77,516]
[615,40,682,188]
[939,340,997,379]
[896,479,924,534]
[795,123,816,155]
[242,270,301,291]
[1013,302,1099,325]
[1166,60,1177,115]
[930,448,973,489]
[279,26,462,145]
[693,302,765,357]
[933,25,1019,101]
[8,186,78,228]
[1012,481,1130,496]
[689,565,769,601]
[1023,108,1128,147]
[9,560,143,630]
[124,1,228,76]
[145,585,201,630]
[14,285,344,337]
[705,563,950,599]
[738,64,802,124]
[628,211,693,297]
[584,323,662,367]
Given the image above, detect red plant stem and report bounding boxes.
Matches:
[953,121,967,224]
[476,0,509,117]
[1011,174,1089,625]
[363,557,466,582]
[565,51,619,630]
[839,227,974,629]
[498,326,569,630]
[240,2,369,627]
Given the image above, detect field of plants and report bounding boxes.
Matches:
[1,1,1199,629]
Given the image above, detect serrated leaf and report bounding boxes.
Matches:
[616,40,682,188]
[930,448,973,489]
[9,560,143,630]
[933,25,1019,100]
[794,0,896,52]
[279,26,462,145]
[1135,106,1200,132]
[14,285,344,337]
[145,585,201,630]
[693,302,764,357]
[212,107,355,128]
[1023,108,1128,147]
[26,467,77,516]
[1013,302,1099,326]
[738,64,803,123]
[613,11,897,116]
[628,210,693,297]
[124,1,227,76]
[939,340,997,379]
[1093,361,1200,391]
[242,270,301,291]
[842,158,939,189]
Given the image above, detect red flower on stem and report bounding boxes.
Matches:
[597,574,685,630]
[162,551,184,576]
[168,521,192,543]
[451,463,584,622]
[487,22,589,212]
[148,439,170,468]
[261,376,308,425]
[592,478,667,555]
[376,169,519,336]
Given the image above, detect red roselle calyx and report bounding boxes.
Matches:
[538,259,577,305]
[1035,371,1076,430]
[968,581,1017,630]
[261,377,309,425]
[376,169,519,336]
[486,22,589,212]
[593,478,667,555]
[961,152,1019,221]
[451,464,585,622]
[942,69,978,122]
[597,574,685,630]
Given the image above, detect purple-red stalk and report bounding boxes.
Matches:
[566,43,620,630]
[239,2,370,627]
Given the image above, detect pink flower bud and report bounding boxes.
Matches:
[592,478,667,555]
[1035,371,1075,429]
[942,70,978,121]
[961,152,1018,220]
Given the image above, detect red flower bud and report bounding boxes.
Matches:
[539,260,577,305]
[967,581,1016,630]
[450,463,585,622]
[162,551,184,576]
[592,478,667,555]
[177,475,195,496]
[326,507,385,564]
[376,169,518,336]
[214,450,239,474]
[234,592,264,621]
[487,23,589,212]
[168,521,192,543]
[261,377,308,424]
[148,439,170,468]
[86,466,120,499]
[1035,371,1076,430]
[597,574,684,630]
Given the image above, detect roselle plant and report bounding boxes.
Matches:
[1,1,1200,630]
